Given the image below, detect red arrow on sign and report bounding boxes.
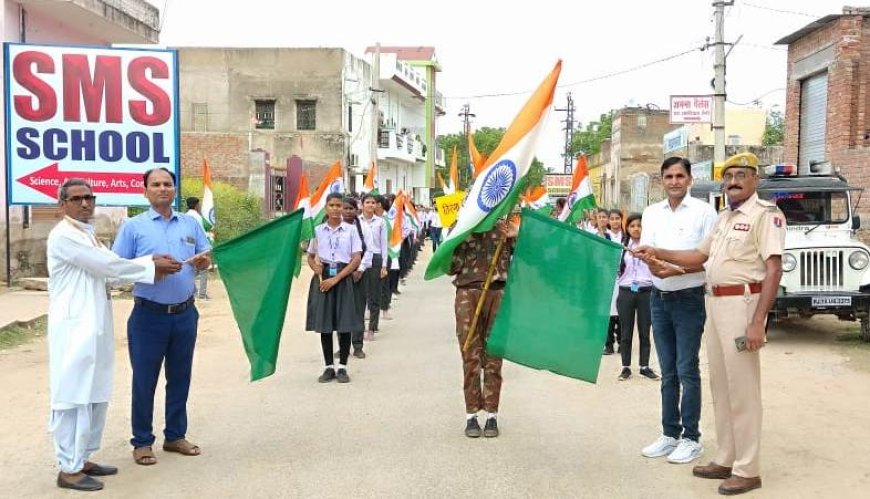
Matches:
[16,163,143,199]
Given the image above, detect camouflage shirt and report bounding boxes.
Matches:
[448,227,515,288]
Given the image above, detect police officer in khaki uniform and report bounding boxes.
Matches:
[636,152,785,495]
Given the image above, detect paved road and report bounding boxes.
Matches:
[1,249,869,498]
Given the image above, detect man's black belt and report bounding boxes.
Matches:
[134,296,195,314]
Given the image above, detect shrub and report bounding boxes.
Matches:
[181,178,266,243]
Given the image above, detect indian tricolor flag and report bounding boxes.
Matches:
[201,159,215,231]
[302,160,344,240]
[447,146,459,194]
[469,133,486,179]
[521,185,551,215]
[558,154,597,224]
[437,171,449,193]
[362,161,379,195]
[294,174,311,217]
[404,196,420,232]
[425,60,562,280]
[388,192,406,259]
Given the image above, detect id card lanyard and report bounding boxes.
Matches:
[628,239,640,292]
[327,226,340,277]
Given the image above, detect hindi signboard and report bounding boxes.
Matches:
[435,191,465,228]
[4,43,179,206]
[669,95,713,124]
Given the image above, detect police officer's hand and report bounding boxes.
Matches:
[745,322,766,352]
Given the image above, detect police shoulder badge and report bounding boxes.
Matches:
[772,216,783,228]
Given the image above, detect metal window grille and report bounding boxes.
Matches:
[296,100,316,130]
[255,100,275,129]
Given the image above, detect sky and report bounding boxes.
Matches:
[148,0,844,171]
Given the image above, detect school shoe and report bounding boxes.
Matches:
[641,435,679,458]
[353,348,366,359]
[336,369,351,383]
[718,475,762,495]
[464,417,482,438]
[618,368,632,381]
[57,473,104,491]
[317,368,336,383]
[667,439,704,464]
[603,345,615,355]
[483,417,499,438]
[639,367,660,380]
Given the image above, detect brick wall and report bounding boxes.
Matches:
[180,133,251,189]
[785,12,870,242]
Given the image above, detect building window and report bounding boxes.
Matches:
[255,100,275,129]
[297,100,316,130]
[192,102,208,132]
[728,134,742,145]
[636,115,647,128]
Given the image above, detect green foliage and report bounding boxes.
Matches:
[762,110,785,146]
[569,112,613,157]
[181,178,265,243]
[436,127,547,189]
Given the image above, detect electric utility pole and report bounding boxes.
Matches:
[555,93,576,173]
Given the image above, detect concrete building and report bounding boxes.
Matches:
[776,6,870,232]
[365,46,446,204]
[177,46,444,212]
[602,107,680,212]
[0,0,160,282]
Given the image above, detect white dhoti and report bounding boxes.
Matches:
[49,403,108,473]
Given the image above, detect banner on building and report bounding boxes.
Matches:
[4,43,179,206]
[544,173,572,197]
[669,95,713,124]
[434,191,465,228]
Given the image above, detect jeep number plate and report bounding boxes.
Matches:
[811,296,852,307]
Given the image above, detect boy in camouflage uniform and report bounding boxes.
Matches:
[448,219,517,438]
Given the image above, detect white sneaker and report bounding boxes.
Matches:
[641,435,679,458]
[667,439,704,464]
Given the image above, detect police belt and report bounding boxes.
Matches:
[134,296,195,314]
[709,282,762,297]
[460,280,506,290]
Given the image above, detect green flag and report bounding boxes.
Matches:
[213,209,304,381]
[487,209,623,383]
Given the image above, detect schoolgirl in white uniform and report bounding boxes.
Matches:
[306,192,363,383]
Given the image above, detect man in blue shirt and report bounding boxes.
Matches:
[113,167,211,466]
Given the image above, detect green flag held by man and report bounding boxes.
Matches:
[213,209,304,381]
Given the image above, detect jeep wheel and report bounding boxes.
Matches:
[862,319,870,343]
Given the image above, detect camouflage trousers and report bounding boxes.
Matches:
[455,287,504,413]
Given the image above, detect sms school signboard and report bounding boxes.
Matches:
[4,43,179,206]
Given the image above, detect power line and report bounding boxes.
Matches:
[158,0,171,32]
[446,46,702,100]
[742,2,823,18]
[726,88,786,106]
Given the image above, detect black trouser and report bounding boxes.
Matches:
[616,286,653,367]
[431,227,442,251]
[605,316,621,350]
[321,332,351,366]
[363,255,383,331]
[380,257,394,311]
[389,268,400,294]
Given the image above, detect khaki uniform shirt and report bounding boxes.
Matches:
[448,227,515,287]
[698,193,786,286]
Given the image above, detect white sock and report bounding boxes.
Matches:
[487,412,497,420]
[622,366,630,369]
[337,364,346,371]
[641,366,648,369]
[326,364,334,370]
[466,413,477,420]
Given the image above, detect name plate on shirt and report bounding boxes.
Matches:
[811,296,851,307]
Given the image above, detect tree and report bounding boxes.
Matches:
[568,111,613,157]
[762,110,785,146]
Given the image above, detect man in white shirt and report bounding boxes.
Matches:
[47,179,180,491]
[639,157,717,465]
[430,206,443,251]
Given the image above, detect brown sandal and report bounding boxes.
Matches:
[162,438,201,456]
[133,446,157,466]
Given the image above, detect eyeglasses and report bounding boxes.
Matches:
[722,171,755,182]
[65,195,97,204]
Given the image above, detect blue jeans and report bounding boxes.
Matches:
[651,286,705,442]
[127,302,198,448]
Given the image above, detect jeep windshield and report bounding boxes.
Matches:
[761,191,849,225]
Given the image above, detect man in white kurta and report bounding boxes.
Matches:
[47,179,176,491]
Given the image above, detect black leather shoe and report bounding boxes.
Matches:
[318,368,336,383]
[483,417,499,438]
[336,369,351,383]
[82,462,118,476]
[464,418,482,438]
[57,473,104,491]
